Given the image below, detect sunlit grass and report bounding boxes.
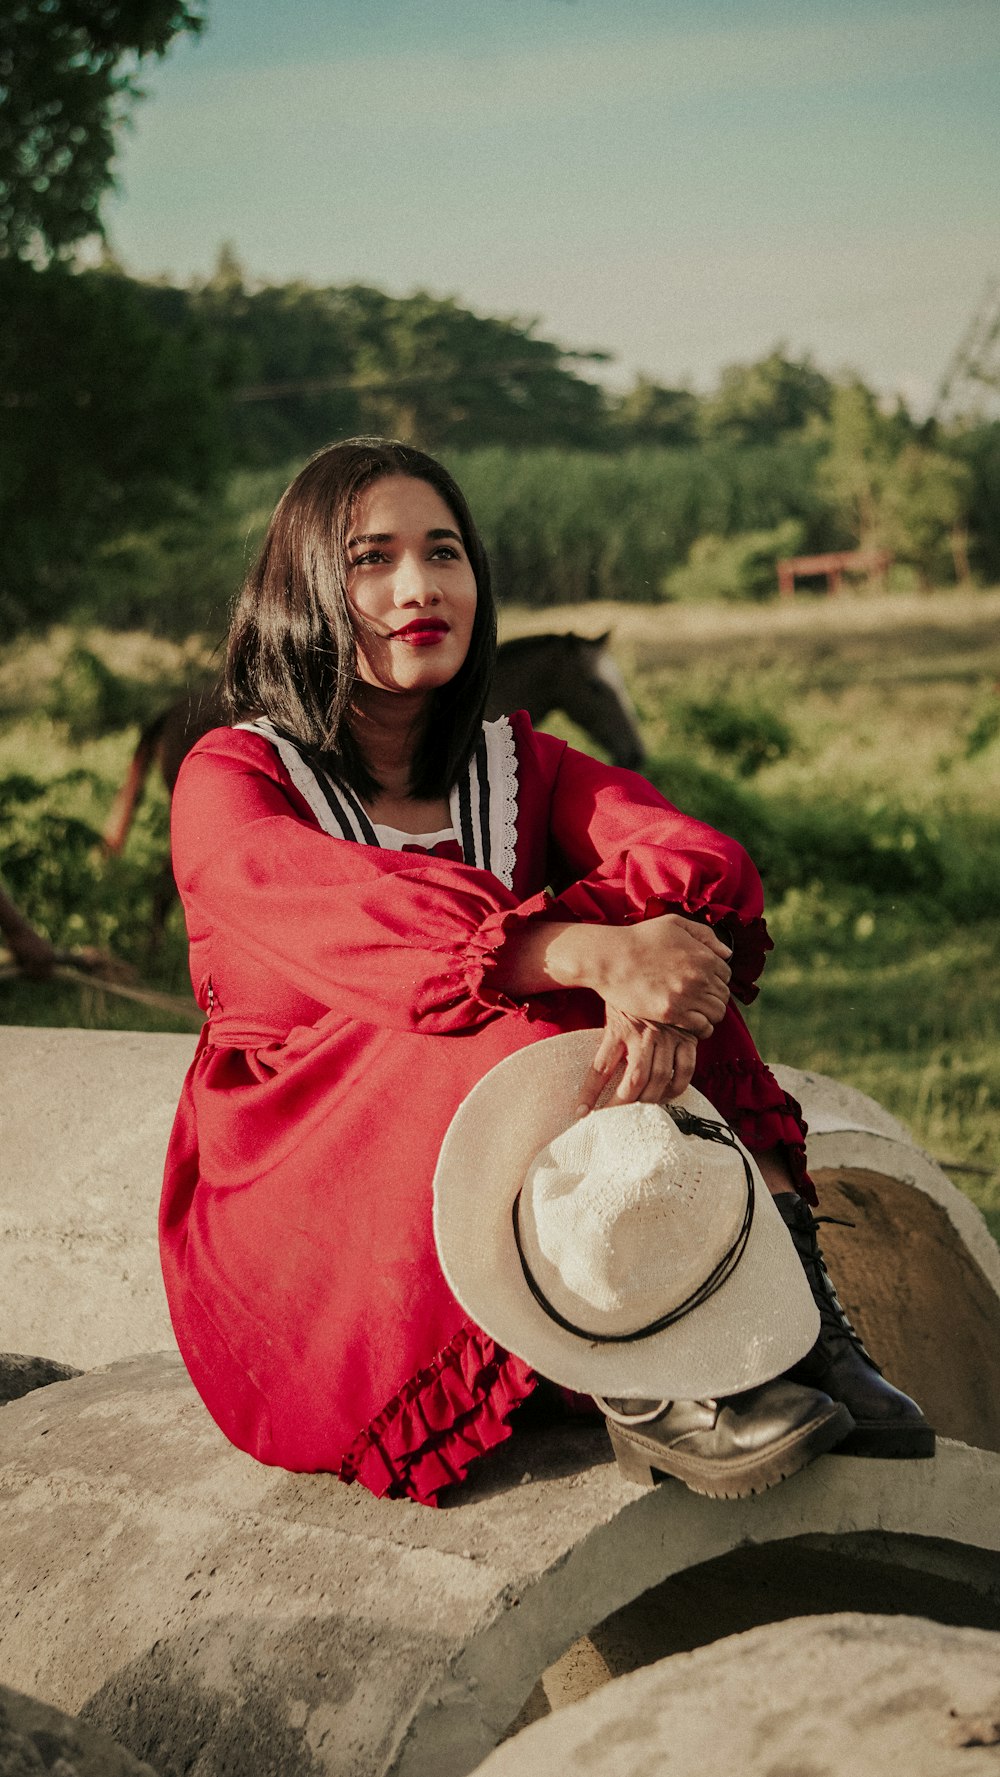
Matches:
[3,589,1000,1241]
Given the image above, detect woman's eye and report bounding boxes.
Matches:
[349,550,386,567]
[431,545,460,560]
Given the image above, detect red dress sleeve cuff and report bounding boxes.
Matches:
[457,889,557,1019]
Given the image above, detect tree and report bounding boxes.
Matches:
[0,257,225,629]
[142,274,613,463]
[336,286,610,452]
[701,349,832,445]
[0,0,204,259]
[608,376,700,447]
[818,379,894,548]
[950,421,1000,581]
[882,444,972,586]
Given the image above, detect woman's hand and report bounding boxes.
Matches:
[488,910,732,1060]
[594,914,732,1036]
[575,1005,699,1117]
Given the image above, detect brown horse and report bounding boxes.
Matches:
[102,630,645,858]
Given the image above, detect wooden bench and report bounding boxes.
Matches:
[777,549,893,598]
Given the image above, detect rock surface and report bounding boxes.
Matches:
[0,1352,80,1407]
[476,1614,1000,1776]
[0,1354,998,1777]
[0,1025,190,1366]
[0,1681,160,1777]
[3,1028,999,1428]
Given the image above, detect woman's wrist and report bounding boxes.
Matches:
[491,919,614,999]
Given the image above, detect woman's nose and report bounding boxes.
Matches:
[392,555,440,604]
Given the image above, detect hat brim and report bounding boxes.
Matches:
[433,1030,820,1400]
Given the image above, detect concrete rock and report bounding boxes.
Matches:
[2,1027,999,1439]
[0,1352,81,1408]
[0,1025,191,1367]
[0,1355,998,1777]
[774,1064,1000,1453]
[0,1681,160,1777]
[475,1613,1000,1776]
[778,1060,1000,1310]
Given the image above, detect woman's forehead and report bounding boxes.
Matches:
[350,474,458,537]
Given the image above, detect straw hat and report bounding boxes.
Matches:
[433,1030,820,1400]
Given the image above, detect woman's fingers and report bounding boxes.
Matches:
[574,1024,625,1117]
[638,1030,681,1103]
[614,1023,656,1104]
[666,1036,698,1098]
[578,1004,702,1117]
[684,919,733,963]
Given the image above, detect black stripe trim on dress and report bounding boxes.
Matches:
[457,768,476,866]
[336,778,380,846]
[309,769,359,841]
[475,734,491,872]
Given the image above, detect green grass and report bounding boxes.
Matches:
[3,589,1000,1241]
[514,588,1000,1241]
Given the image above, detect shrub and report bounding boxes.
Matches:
[664,520,806,603]
[671,695,796,777]
[0,768,183,969]
[44,646,153,741]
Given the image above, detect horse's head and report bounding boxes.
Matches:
[566,632,646,770]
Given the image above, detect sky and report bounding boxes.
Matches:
[103,0,1000,412]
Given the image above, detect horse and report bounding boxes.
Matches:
[102,630,645,858]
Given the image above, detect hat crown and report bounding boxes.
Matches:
[519,1102,747,1335]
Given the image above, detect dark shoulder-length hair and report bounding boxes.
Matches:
[223,437,497,800]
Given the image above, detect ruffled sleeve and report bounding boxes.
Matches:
[536,733,771,1002]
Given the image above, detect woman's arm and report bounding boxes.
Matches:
[490,913,731,1029]
[489,912,732,1113]
[523,727,770,1003]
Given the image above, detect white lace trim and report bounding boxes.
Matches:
[235,713,520,884]
[483,715,519,891]
[234,719,345,836]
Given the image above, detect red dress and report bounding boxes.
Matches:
[160,712,811,1506]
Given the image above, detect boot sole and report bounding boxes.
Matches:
[608,1400,854,1499]
[836,1422,936,1459]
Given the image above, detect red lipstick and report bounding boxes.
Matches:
[394,619,449,646]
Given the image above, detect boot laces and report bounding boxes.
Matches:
[795,1213,882,1370]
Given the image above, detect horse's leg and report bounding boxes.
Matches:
[160,685,226,794]
[102,716,167,854]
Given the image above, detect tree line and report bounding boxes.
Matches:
[2,249,997,631]
[1,0,997,632]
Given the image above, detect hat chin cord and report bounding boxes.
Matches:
[594,1396,683,1425]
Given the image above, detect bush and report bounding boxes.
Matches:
[0,768,182,969]
[671,695,797,777]
[664,520,805,603]
[44,646,156,741]
[446,446,827,605]
[643,753,1000,915]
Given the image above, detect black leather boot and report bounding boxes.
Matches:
[598,1378,853,1498]
[774,1192,935,1458]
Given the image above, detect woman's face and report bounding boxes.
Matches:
[346,475,478,695]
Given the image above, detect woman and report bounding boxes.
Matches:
[160,437,931,1507]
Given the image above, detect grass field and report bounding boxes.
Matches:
[2,587,999,1238]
